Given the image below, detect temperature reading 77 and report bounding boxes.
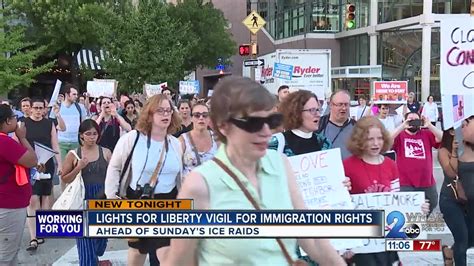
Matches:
[420,241,435,249]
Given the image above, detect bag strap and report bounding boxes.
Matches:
[212,157,294,265]
[148,137,169,188]
[187,132,202,165]
[118,131,140,193]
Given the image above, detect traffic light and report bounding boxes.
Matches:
[239,44,251,56]
[345,4,356,29]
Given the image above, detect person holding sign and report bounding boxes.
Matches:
[163,77,346,266]
[268,90,351,265]
[23,98,61,251]
[342,116,429,265]
[93,97,132,151]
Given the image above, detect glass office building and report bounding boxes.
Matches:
[256,0,470,101]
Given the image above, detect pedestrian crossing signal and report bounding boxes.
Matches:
[345,4,356,29]
[239,44,251,56]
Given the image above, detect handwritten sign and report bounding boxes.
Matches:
[179,80,200,95]
[349,191,426,254]
[440,16,474,129]
[87,80,116,98]
[144,82,167,98]
[373,81,408,104]
[289,148,362,250]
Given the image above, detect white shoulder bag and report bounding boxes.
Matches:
[52,150,85,210]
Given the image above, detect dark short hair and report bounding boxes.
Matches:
[31,97,45,105]
[278,85,289,93]
[177,100,191,109]
[210,77,276,143]
[404,111,420,120]
[20,97,31,105]
[0,104,13,124]
[162,87,172,94]
[63,83,77,95]
[78,119,101,146]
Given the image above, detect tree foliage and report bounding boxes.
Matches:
[8,0,113,55]
[97,0,196,92]
[0,13,54,94]
[167,0,236,70]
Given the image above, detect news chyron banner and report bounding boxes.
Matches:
[36,199,385,239]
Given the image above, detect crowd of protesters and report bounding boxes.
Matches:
[0,77,473,266]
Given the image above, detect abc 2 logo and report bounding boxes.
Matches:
[385,211,420,239]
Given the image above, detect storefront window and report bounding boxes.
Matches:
[340,35,369,66]
[312,1,340,32]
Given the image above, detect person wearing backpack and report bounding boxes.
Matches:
[57,84,87,190]
[317,90,355,160]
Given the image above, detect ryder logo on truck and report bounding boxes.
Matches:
[292,66,323,78]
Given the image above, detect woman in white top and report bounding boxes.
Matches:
[355,96,371,120]
[421,95,439,126]
[179,103,218,177]
[105,94,182,266]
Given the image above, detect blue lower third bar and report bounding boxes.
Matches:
[36,210,84,238]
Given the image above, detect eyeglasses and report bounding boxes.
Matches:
[192,112,209,118]
[302,108,320,115]
[155,108,173,115]
[332,102,349,108]
[83,132,99,136]
[229,113,283,133]
[32,106,45,110]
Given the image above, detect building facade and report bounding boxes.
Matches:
[197,0,470,101]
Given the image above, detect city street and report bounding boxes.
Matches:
[17,149,474,265]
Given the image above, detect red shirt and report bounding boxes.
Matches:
[343,155,399,194]
[0,134,32,208]
[392,129,440,187]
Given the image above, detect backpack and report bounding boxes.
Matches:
[317,114,355,134]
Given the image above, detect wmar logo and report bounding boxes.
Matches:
[386,211,420,238]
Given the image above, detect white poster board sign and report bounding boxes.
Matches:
[34,142,58,165]
[144,82,167,98]
[288,148,363,250]
[87,80,116,98]
[179,81,200,95]
[440,16,474,129]
[49,80,62,107]
[349,191,426,254]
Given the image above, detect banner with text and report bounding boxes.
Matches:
[179,80,200,95]
[144,82,167,98]
[349,191,426,253]
[440,15,474,129]
[288,148,363,250]
[373,81,408,104]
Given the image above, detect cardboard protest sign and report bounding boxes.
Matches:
[349,191,426,254]
[289,148,363,250]
[144,82,167,98]
[372,81,408,104]
[179,81,200,95]
[440,16,474,129]
[87,80,116,98]
[49,80,62,107]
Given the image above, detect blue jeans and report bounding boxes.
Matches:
[439,194,474,266]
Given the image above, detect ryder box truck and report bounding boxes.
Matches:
[242,49,331,100]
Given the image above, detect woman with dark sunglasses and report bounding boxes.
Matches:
[162,77,345,266]
[179,103,217,177]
